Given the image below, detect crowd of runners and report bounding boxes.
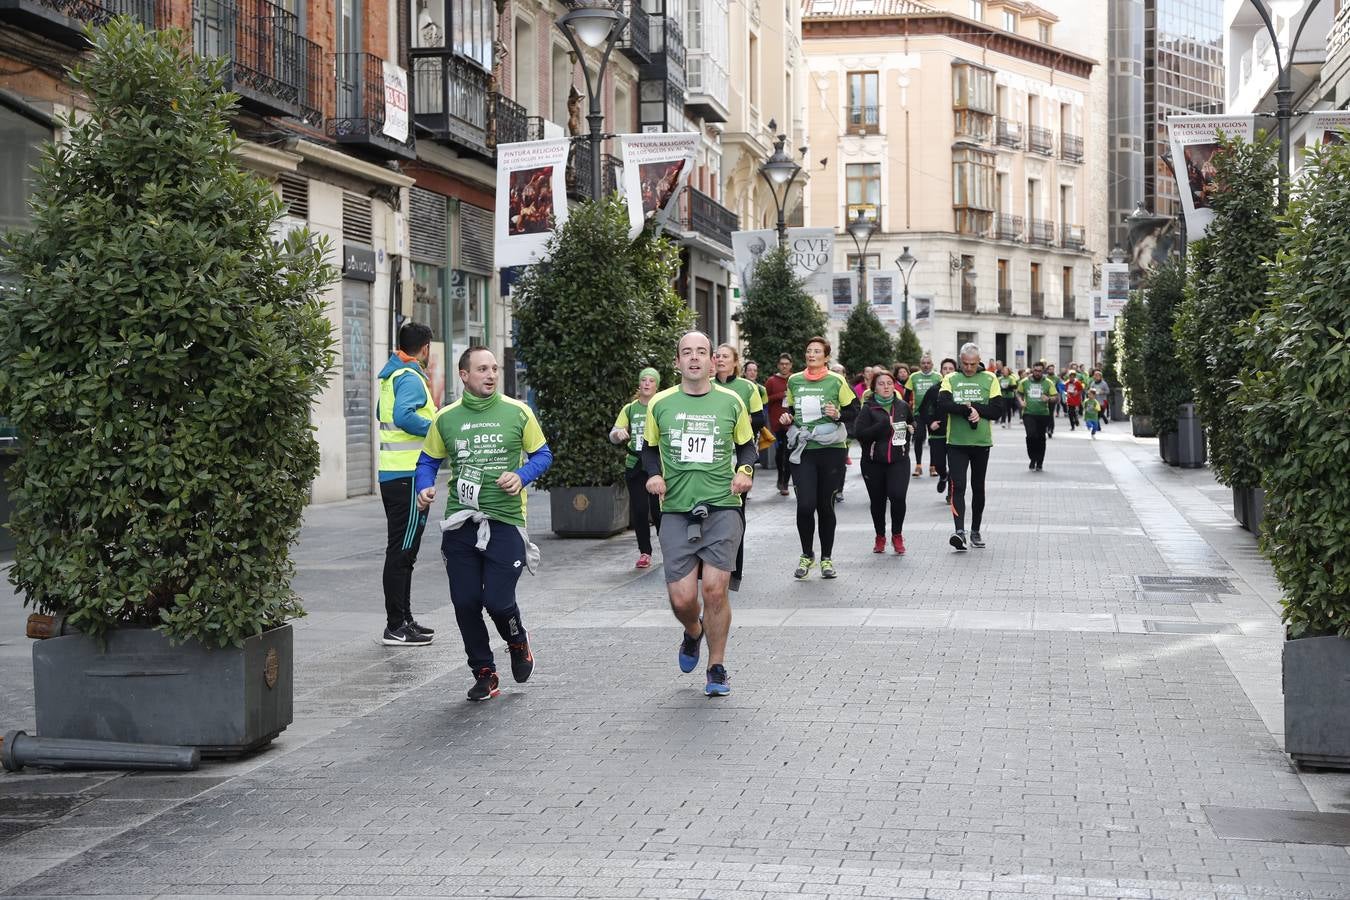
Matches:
[373,321,1113,702]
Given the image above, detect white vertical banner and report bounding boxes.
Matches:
[1308,111,1350,147]
[494,138,571,268]
[1090,290,1112,332]
[1101,262,1130,317]
[830,274,855,320]
[732,227,835,295]
[1165,114,1256,241]
[382,61,409,143]
[868,270,898,320]
[619,132,700,240]
[912,294,933,329]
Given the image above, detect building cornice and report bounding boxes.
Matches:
[285,139,417,189]
[802,13,1095,80]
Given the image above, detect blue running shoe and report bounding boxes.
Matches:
[705,664,730,697]
[678,624,703,673]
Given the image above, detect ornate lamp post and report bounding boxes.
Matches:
[847,208,878,303]
[555,1,628,200]
[758,120,803,246]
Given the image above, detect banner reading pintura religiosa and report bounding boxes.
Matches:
[619,132,699,240]
[1165,114,1255,241]
[494,138,571,268]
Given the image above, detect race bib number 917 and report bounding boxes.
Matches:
[681,433,714,463]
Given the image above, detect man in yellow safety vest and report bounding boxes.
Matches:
[377,321,439,646]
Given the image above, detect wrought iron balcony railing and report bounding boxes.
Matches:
[1062,223,1086,250]
[488,91,528,148]
[330,52,415,159]
[995,117,1022,148]
[410,51,490,158]
[1063,295,1076,319]
[1060,133,1084,162]
[685,186,737,249]
[1028,125,1054,156]
[650,14,686,94]
[1030,291,1045,317]
[1028,218,1057,246]
[193,0,321,124]
[961,282,977,312]
[617,0,651,63]
[997,288,1013,315]
[847,105,879,134]
[0,0,163,47]
[994,213,1023,242]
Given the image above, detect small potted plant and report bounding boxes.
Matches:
[0,21,336,755]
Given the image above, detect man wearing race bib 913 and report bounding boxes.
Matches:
[415,347,553,703]
[643,331,756,697]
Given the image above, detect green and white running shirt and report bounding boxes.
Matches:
[1018,376,1055,417]
[422,393,547,527]
[941,370,1001,448]
[905,370,943,412]
[645,384,753,514]
[784,370,854,450]
[612,399,650,468]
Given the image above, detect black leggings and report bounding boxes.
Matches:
[929,435,948,478]
[624,464,661,554]
[945,444,990,534]
[1066,404,1080,427]
[912,419,928,465]
[791,446,847,559]
[774,430,791,490]
[1024,414,1050,465]
[861,458,909,536]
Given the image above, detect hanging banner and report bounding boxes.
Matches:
[830,274,855,319]
[1308,111,1350,147]
[868,270,898,320]
[1165,114,1255,241]
[619,132,699,240]
[1090,290,1113,333]
[1101,262,1130,317]
[732,227,835,295]
[382,61,409,143]
[494,138,570,268]
[912,294,933,329]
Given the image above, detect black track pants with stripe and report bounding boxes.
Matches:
[381,476,430,630]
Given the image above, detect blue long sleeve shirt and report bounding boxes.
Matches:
[414,444,554,497]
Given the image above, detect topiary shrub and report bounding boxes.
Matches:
[894,322,922,367]
[1237,140,1350,638]
[512,195,689,489]
[738,245,827,369]
[1114,290,1150,417]
[838,299,894,377]
[1176,134,1278,489]
[0,21,337,647]
[1139,260,1190,434]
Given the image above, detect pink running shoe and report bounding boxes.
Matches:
[636,553,652,569]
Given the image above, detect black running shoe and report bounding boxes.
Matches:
[949,531,969,551]
[1028,461,1036,470]
[467,667,499,701]
[970,531,986,548]
[1035,462,1044,471]
[406,619,435,636]
[508,640,534,683]
[937,476,947,495]
[382,624,433,646]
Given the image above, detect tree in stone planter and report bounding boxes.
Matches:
[1176,135,1278,490]
[1138,260,1190,435]
[838,299,894,378]
[894,323,922,367]
[1114,291,1150,420]
[1237,139,1350,638]
[512,196,690,490]
[738,245,827,369]
[0,21,337,647]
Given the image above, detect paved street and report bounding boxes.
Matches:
[2,421,1349,899]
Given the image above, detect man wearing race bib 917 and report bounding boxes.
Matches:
[415,347,553,703]
[643,331,756,697]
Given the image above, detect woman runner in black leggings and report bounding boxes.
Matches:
[918,358,957,498]
[936,343,1004,551]
[779,336,857,580]
[855,369,913,555]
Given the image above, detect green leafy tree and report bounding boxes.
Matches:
[1139,260,1190,434]
[738,245,827,369]
[513,196,689,489]
[1237,140,1350,638]
[0,21,337,647]
[838,299,894,377]
[1114,291,1150,417]
[1176,135,1278,489]
[894,323,922,366]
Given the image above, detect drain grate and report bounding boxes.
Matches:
[1144,620,1242,635]
[1137,575,1235,594]
[1135,591,1219,605]
[1205,806,1350,846]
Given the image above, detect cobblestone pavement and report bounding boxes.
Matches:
[2,421,1349,898]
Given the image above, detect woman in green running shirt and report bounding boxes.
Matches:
[714,344,766,590]
[610,367,663,569]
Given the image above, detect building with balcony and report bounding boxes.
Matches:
[801,0,1101,370]
[1322,1,1350,108]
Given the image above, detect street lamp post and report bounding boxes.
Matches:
[758,120,803,246]
[555,2,628,201]
[1244,0,1329,210]
[895,245,917,327]
[847,209,878,303]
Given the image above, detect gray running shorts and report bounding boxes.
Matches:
[658,508,744,583]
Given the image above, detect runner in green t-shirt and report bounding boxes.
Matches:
[610,367,663,570]
[781,336,857,580]
[936,343,1004,551]
[642,331,755,697]
[1018,360,1055,472]
[416,347,552,702]
[714,343,767,593]
[905,354,943,478]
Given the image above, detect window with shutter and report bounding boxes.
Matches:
[409,187,448,266]
[458,203,494,275]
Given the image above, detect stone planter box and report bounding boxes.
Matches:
[32,624,293,758]
[549,484,628,538]
[1247,487,1265,536]
[1232,485,1250,529]
[1131,414,1155,438]
[1284,634,1350,770]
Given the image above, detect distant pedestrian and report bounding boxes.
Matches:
[416,347,553,702]
[376,321,437,648]
[906,354,944,478]
[937,343,1003,551]
[1085,389,1103,438]
[766,354,793,496]
[644,331,756,697]
[1063,369,1083,430]
[610,367,663,569]
[855,370,913,555]
[1090,369,1112,424]
[918,357,957,499]
[1019,360,1055,471]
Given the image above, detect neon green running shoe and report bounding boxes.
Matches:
[793,555,814,579]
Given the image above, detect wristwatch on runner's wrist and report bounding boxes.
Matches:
[736,465,755,477]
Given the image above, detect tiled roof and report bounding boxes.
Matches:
[803,0,937,18]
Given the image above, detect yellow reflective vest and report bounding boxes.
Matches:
[378,366,436,474]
